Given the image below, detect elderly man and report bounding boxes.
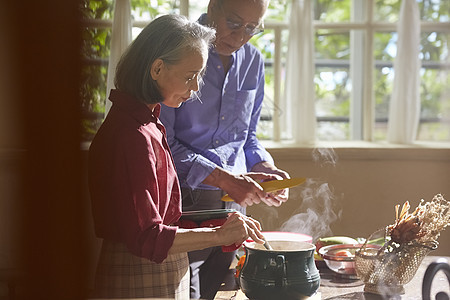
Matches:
[160,0,291,298]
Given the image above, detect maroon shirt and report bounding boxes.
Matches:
[89,89,181,263]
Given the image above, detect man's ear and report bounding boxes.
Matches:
[150,58,164,80]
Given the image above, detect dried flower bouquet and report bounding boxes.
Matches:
[355,194,450,295]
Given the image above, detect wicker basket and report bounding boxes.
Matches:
[355,229,437,296]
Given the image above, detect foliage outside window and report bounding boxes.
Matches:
[80,0,450,143]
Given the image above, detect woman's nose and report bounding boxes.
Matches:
[190,77,200,92]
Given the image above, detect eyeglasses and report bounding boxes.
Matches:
[217,5,265,37]
[224,19,264,36]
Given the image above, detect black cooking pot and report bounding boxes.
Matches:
[239,240,320,300]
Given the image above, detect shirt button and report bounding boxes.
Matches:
[221,116,225,120]
[217,65,221,69]
[215,140,219,144]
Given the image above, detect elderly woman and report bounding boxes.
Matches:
[88,14,265,299]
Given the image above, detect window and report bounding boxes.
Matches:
[80,0,113,141]
[81,0,450,144]
[80,0,178,141]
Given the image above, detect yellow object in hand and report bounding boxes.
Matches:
[221,177,306,202]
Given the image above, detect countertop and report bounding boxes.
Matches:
[214,256,450,300]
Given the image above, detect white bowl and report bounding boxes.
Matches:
[260,231,313,243]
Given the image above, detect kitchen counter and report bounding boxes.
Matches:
[214,256,450,300]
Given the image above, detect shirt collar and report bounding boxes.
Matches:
[109,89,159,125]
[198,13,208,26]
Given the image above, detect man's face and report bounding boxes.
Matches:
[208,0,267,56]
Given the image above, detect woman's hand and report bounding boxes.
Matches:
[216,212,265,247]
[170,212,265,254]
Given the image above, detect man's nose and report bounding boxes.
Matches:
[232,26,246,42]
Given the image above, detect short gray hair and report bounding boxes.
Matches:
[114,14,216,104]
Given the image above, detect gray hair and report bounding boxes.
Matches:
[114,14,216,104]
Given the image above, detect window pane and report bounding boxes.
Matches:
[187,1,206,20]
[420,32,449,62]
[418,68,450,140]
[373,32,395,141]
[252,30,277,140]
[314,0,351,22]
[315,30,351,141]
[131,0,179,21]
[373,64,393,141]
[376,1,450,22]
[375,0,400,22]
[81,0,113,141]
[265,0,289,22]
[374,30,450,142]
[316,30,350,60]
[81,0,114,20]
[418,30,450,141]
[315,68,351,141]
[418,0,450,22]
[252,29,290,140]
[317,122,350,140]
[81,61,108,141]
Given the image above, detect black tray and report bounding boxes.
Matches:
[180,209,236,223]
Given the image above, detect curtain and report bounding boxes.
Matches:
[387,0,421,144]
[282,0,316,144]
[104,0,132,116]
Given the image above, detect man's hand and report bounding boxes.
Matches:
[251,161,291,205]
[222,172,284,207]
[202,164,291,207]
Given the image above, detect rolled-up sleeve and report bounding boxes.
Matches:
[121,129,181,263]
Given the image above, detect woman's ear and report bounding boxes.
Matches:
[150,59,164,80]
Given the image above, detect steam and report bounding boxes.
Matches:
[280,179,342,240]
[280,148,342,241]
[254,205,279,230]
[312,147,338,166]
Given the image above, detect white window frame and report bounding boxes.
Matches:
[83,0,450,148]
[260,0,450,144]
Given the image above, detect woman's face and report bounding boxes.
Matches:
[154,49,207,108]
[208,0,267,56]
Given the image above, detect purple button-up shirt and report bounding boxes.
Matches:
[160,41,274,190]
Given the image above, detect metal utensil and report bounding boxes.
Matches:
[263,237,274,251]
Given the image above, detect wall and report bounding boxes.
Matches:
[248,145,450,256]
[0,1,88,299]
[0,2,22,297]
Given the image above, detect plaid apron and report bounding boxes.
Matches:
[92,240,189,299]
